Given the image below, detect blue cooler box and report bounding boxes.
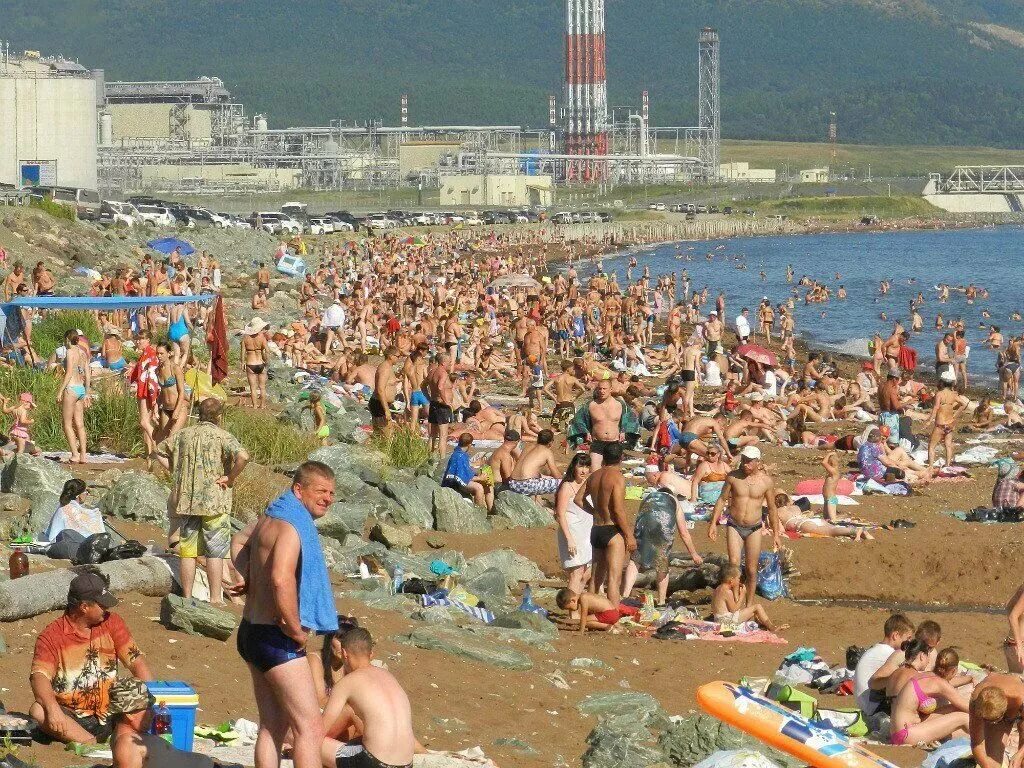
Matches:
[145,680,198,751]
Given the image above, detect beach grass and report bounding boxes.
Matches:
[753,194,940,218]
[368,425,431,470]
[32,311,102,359]
[222,407,319,466]
[232,462,292,522]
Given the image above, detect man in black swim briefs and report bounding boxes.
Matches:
[577,442,635,606]
[708,446,782,608]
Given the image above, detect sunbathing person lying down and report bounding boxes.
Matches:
[775,493,875,540]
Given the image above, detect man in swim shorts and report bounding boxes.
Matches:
[506,428,561,496]
[709,446,781,607]
[426,350,455,456]
[321,628,420,768]
[230,462,338,768]
[575,441,634,606]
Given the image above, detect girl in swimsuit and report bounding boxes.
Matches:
[58,329,91,464]
[155,343,186,442]
[890,643,968,745]
[3,392,38,455]
[242,324,269,408]
[167,284,191,364]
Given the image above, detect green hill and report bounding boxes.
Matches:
[4,0,1024,147]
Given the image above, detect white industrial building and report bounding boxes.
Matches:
[0,51,100,189]
[718,161,776,183]
[800,167,830,183]
[440,174,554,207]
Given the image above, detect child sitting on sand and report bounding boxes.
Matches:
[556,588,639,634]
[711,564,785,632]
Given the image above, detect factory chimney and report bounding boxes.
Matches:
[564,0,608,180]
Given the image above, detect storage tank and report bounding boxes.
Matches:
[256,116,268,133]
[100,111,113,147]
[0,56,98,189]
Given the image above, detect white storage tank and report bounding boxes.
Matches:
[0,54,99,189]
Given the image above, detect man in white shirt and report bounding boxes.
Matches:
[321,299,346,353]
[735,308,751,344]
[853,613,913,716]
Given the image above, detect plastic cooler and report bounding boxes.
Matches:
[145,680,198,751]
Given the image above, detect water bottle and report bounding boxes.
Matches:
[392,564,404,595]
[153,700,172,742]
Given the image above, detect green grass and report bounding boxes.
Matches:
[29,197,76,221]
[368,425,431,470]
[223,407,319,466]
[0,367,143,455]
[753,194,941,218]
[232,463,291,522]
[32,311,102,360]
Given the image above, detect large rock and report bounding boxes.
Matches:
[579,692,670,768]
[160,594,238,641]
[464,549,545,590]
[99,471,169,525]
[491,610,559,640]
[382,475,437,529]
[309,444,390,487]
[491,491,552,529]
[369,522,415,550]
[465,568,509,601]
[433,488,491,534]
[397,626,533,671]
[659,715,800,768]
[0,454,72,533]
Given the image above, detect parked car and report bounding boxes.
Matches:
[307,216,335,235]
[189,207,230,228]
[326,216,355,232]
[364,213,397,230]
[723,206,734,215]
[99,200,139,227]
[135,204,175,227]
[597,211,613,222]
[221,214,252,230]
[325,210,360,231]
[248,212,302,234]
[550,212,573,224]
[463,211,483,226]
[29,186,102,221]
[577,211,601,223]
[695,205,708,214]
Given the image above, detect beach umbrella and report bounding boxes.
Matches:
[184,368,227,402]
[147,237,195,256]
[735,344,778,367]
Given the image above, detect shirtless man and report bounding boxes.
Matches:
[488,429,522,487]
[507,429,561,496]
[927,376,970,467]
[680,337,702,418]
[230,462,338,768]
[575,442,634,605]
[426,351,455,456]
[369,347,401,433]
[3,262,25,301]
[545,361,586,431]
[321,628,419,768]
[704,311,726,371]
[936,331,955,384]
[257,263,271,294]
[671,413,733,469]
[708,446,781,607]
[401,347,429,428]
[587,380,624,470]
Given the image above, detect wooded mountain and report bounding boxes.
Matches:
[5,0,1024,146]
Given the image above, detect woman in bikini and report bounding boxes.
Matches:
[774,493,874,540]
[241,320,269,408]
[167,280,192,365]
[58,329,91,464]
[889,643,968,746]
[155,342,186,443]
[689,443,731,504]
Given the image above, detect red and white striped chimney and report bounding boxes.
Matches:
[564,0,608,180]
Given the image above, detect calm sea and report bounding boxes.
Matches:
[595,225,1024,381]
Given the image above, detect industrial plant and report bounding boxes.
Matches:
[1,3,733,200]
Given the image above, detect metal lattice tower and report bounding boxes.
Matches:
[698,27,721,181]
[564,0,608,181]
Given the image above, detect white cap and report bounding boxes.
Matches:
[739,446,762,460]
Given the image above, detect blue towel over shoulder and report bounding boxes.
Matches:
[265,491,338,633]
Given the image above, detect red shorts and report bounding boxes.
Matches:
[594,604,639,625]
[386,318,401,334]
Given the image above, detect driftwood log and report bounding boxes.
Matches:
[0,556,174,621]
[629,553,727,595]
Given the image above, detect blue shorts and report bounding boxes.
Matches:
[236,619,306,672]
[410,391,429,407]
[107,358,127,372]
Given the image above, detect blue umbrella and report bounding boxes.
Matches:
[147,237,195,256]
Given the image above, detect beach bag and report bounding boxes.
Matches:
[815,707,868,737]
[846,645,866,670]
[73,533,113,565]
[756,551,788,600]
[106,540,147,561]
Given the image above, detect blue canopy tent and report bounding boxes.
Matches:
[0,294,217,347]
[147,237,195,256]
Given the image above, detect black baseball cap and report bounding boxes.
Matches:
[68,570,118,608]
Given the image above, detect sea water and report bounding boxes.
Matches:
[596,225,1024,382]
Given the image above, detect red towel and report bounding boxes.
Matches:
[207,296,229,385]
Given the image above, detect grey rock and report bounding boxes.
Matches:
[413,605,461,625]
[578,692,665,720]
[659,715,800,768]
[87,468,125,491]
[583,710,666,768]
[99,471,170,525]
[369,522,415,550]
[309,444,390,487]
[347,590,417,615]
[464,549,545,589]
[494,738,539,756]
[491,610,558,639]
[425,534,447,549]
[570,657,611,670]
[0,492,30,513]
[160,595,238,641]
[465,568,510,601]
[432,488,491,534]
[491,491,552,529]
[1,454,72,533]
[382,475,437,529]
[396,626,533,670]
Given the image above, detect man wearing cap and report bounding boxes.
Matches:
[153,398,249,604]
[108,677,242,768]
[30,568,152,745]
[709,446,781,608]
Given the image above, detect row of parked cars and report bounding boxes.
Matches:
[648,202,733,214]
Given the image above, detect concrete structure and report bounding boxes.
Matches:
[139,163,301,193]
[0,51,99,189]
[439,174,554,207]
[719,162,775,183]
[104,78,243,145]
[564,0,608,180]
[922,171,1022,213]
[800,167,830,183]
[698,27,721,181]
[398,141,461,178]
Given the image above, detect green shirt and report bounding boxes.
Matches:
[157,421,243,518]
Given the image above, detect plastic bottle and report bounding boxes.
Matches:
[153,700,172,741]
[392,564,404,595]
[518,584,548,617]
[9,548,28,580]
